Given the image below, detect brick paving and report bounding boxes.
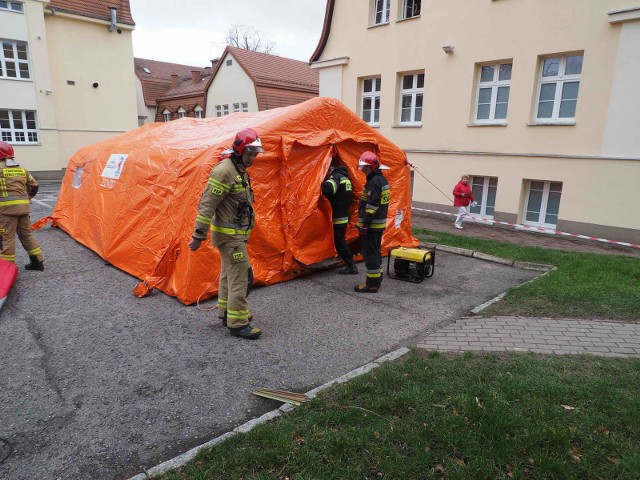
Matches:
[417,317,640,357]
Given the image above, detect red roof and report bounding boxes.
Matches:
[225,46,319,93]
[48,0,135,26]
[135,58,210,107]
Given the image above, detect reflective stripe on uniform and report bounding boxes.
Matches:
[0,253,16,262]
[325,179,337,194]
[208,178,231,195]
[227,309,250,320]
[210,225,251,236]
[366,269,382,278]
[365,204,379,212]
[217,299,228,309]
[231,184,246,193]
[2,168,26,177]
[196,214,211,225]
[369,218,386,229]
[0,178,7,197]
[0,199,29,207]
[27,247,42,256]
[332,217,348,225]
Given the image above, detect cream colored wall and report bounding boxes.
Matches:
[205,52,258,115]
[602,20,640,157]
[315,0,640,238]
[318,66,343,99]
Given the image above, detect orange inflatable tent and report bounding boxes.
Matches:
[40,98,417,304]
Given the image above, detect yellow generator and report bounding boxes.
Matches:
[387,247,435,283]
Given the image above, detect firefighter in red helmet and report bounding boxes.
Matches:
[189,128,263,339]
[354,151,390,293]
[0,141,44,270]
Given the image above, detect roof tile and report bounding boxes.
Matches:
[48,0,135,25]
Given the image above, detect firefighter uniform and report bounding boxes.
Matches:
[0,159,44,268]
[193,155,254,330]
[321,166,357,272]
[356,168,390,291]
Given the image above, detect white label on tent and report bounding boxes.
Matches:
[395,210,403,229]
[102,154,128,180]
[72,167,83,189]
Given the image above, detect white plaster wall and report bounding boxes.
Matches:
[205,52,258,115]
[318,65,344,99]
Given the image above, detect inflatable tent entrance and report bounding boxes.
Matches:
[37,98,418,304]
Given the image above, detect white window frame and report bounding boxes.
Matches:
[194,106,203,118]
[401,0,421,20]
[523,180,563,229]
[398,72,424,126]
[534,55,583,123]
[372,0,390,26]
[468,176,498,224]
[162,109,171,122]
[361,76,381,127]
[177,107,186,119]
[0,2,24,13]
[222,104,229,116]
[0,109,39,144]
[241,102,248,112]
[233,103,240,113]
[474,63,512,124]
[1,39,30,80]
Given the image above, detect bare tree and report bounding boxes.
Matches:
[225,24,275,54]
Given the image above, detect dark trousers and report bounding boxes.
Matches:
[332,223,353,264]
[362,229,383,287]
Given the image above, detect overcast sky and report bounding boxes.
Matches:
[129,0,327,67]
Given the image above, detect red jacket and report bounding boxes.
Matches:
[453,181,475,207]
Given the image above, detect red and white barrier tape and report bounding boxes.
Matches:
[412,207,640,250]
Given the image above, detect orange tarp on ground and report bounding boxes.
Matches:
[43,98,418,304]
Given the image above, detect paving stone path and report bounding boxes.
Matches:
[417,317,640,357]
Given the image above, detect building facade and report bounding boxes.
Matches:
[311,0,640,243]
[205,46,319,118]
[1,0,137,177]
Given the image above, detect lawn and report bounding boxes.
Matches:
[162,351,640,480]
[414,229,640,321]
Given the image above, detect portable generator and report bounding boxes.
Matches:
[387,247,435,283]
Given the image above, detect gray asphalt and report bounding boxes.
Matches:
[0,183,538,479]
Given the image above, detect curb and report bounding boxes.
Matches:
[129,347,412,479]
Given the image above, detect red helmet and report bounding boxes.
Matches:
[232,128,264,156]
[358,151,389,171]
[0,141,15,160]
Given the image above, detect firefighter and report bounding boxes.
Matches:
[189,128,263,340]
[354,151,390,293]
[321,159,358,274]
[0,141,44,270]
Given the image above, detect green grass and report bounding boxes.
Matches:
[414,229,640,321]
[162,352,640,480]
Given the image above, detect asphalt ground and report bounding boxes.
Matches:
[0,183,538,479]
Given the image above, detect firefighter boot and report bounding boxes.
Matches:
[219,311,253,327]
[229,324,262,339]
[25,255,44,271]
[354,283,379,293]
[339,262,358,275]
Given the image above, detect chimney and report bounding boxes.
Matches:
[108,7,117,32]
[170,74,179,89]
[211,58,219,69]
[191,70,201,85]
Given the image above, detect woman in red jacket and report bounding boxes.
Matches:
[452,175,476,229]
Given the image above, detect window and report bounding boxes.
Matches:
[524,181,562,228]
[215,105,222,117]
[361,77,381,126]
[535,54,583,122]
[0,2,23,13]
[241,102,248,112]
[469,176,498,218]
[233,103,240,113]
[194,106,203,118]
[177,107,186,119]
[475,63,511,123]
[142,67,151,74]
[163,109,171,122]
[399,72,424,125]
[1,40,30,80]
[222,104,229,116]
[402,0,421,19]
[226,59,232,66]
[372,0,390,25]
[0,109,38,143]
